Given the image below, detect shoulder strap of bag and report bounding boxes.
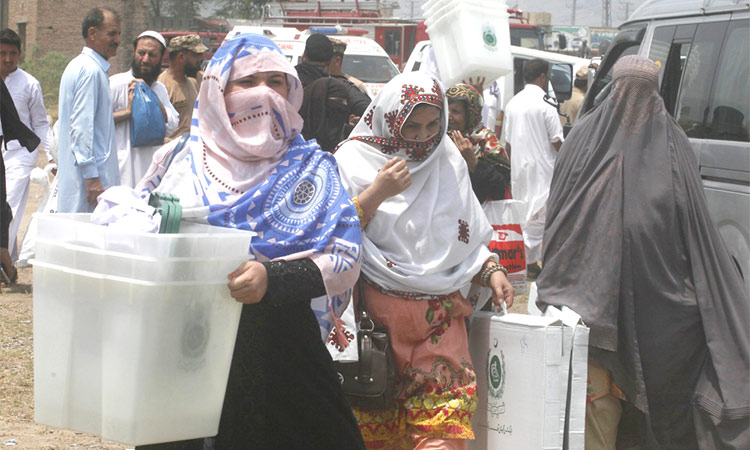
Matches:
[356,279,376,384]
[357,278,368,317]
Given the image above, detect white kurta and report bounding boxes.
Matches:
[3,68,51,261]
[504,83,563,263]
[110,70,178,188]
[482,78,502,131]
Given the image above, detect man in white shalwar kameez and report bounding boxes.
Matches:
[111,31,178,187]
[0,28,51,262]
[504,58,563,272]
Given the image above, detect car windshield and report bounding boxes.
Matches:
[511,28,545,50]
[342,55,400,83]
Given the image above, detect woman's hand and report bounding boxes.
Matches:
[449,130,478,172]
[489,269,514,309]
[372,156,411,199]
[355,157,411,225]
[228,261,268,304]
[463,76,486,94]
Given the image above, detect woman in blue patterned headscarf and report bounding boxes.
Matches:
[136,34,365,449]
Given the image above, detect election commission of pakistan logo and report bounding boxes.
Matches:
[482,25,498,50]
[487,345,505,399]
[487,339,506,416]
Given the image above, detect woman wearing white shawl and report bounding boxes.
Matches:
[334,71,514,450]
[135,34,365,449]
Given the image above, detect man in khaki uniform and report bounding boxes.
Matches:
[560,65,589,126]
[328,38,368,94]
[326,37,371,118]
[157,34,208,141]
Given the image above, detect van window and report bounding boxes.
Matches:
[706,20,749,142]
[661,44,692,114]
[511,28,545,50]
[675,22,729,138]
[650,24,698,115]
[648,26,675,86]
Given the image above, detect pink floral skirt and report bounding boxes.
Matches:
[353,282,478,449]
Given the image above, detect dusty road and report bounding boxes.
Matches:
[1,159,126,448]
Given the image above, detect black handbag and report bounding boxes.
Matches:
[333,280,397,410]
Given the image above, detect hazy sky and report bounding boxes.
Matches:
[203,0,649,29]
[512,0,648,27]
[396,0,649,27]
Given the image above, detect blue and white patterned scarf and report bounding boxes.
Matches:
[141,34,362,340]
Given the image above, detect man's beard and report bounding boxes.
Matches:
[132,57,162,85]
[184,60,201,78]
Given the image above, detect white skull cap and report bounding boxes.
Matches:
[136,30,167,49]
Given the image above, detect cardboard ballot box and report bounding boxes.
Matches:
[468,311,589,450]
[32,214,254,446]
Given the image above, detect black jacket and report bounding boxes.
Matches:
[331,74,371,117]
[1,77,39,247]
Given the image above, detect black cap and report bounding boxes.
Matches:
[304,34,334,62]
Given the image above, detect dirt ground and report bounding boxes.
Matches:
[0,155,529,449]
[1,156,127,449]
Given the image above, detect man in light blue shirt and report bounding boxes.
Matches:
[57,7,121,212]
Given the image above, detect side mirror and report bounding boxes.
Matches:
[549,64,573,102]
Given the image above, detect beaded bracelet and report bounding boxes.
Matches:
[353,196,369,227]
[479,263,508,287]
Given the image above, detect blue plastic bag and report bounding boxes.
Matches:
[130,81,167,147]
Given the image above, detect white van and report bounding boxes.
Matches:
[225,26,400,98]
[403,41,590,141]
[581,0,750,291]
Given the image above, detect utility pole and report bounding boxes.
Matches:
[0,0,9,29]
[602,0,612,27]
[623,1,632,20]
[572,0,577,26]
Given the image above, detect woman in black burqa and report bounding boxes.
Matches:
[536,55,749,449]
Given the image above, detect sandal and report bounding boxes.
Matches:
[0,263,17,286]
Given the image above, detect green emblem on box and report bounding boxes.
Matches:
[487,348,505,398]
[482,25,498,49]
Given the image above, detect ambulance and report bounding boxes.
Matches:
[225,26,400,98]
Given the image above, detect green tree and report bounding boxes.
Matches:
[19,46,70,119]
[172,0,205,19]
[150,0,207,18]
[150,0,169,16]
[215,0,269,20]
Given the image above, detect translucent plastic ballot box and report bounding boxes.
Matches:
[31,213,255,446]
[423,0,513,86]
[468,311,589,450]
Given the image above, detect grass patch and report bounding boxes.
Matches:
[20,46,70,122]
